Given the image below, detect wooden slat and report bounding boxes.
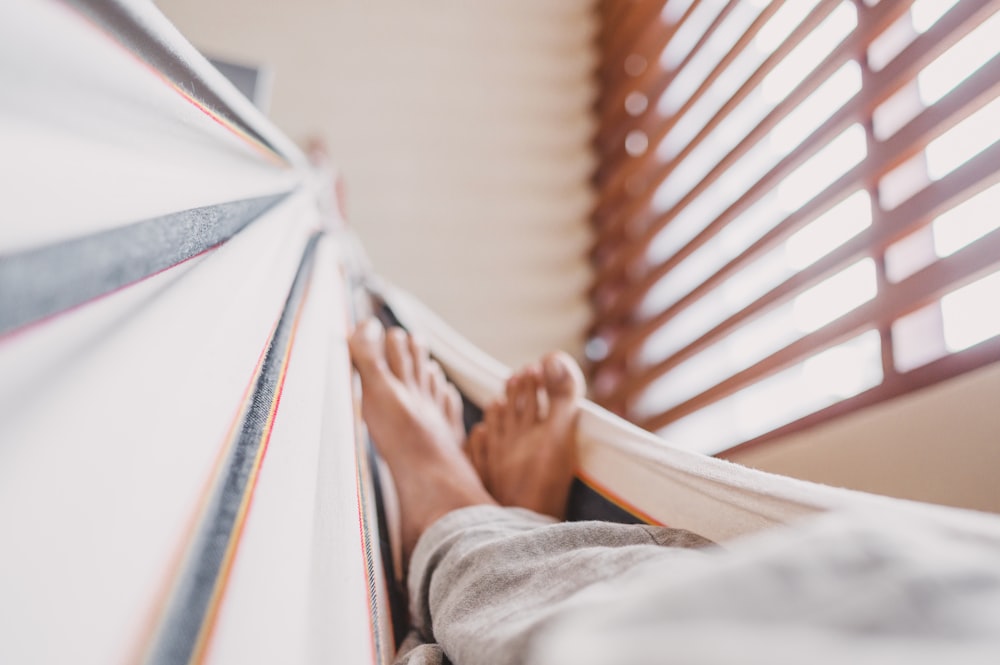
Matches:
[595,43,1000,340]
[717,332,1000,456]
[592,0,915,276]
[605,0,995,275]
[588,0,992,289]
[600,0,667,67]
[856,26,901,396]
[592,0,999,322]
[641,225,1000,432]
[598,0,702,124]
[599,1,651,65]
[606,122,1000,398]
[596,2,623,54]
[598,0,672,92]
[601,0,634,37]
[593,0,845,230]
[596,0,741,169]
[588,0,1000,450]
[634,147,1000,431]
[596,0,788,201]
[597,0,750,178]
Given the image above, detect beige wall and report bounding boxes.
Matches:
[156,0,598,367]
[727,360,1000,514]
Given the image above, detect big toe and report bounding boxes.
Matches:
[541,351,585,405]
[348,319,387,379]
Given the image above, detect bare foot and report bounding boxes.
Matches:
[348,320,496,562]
[466,352,585,519]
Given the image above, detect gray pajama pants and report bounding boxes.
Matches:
[396,505,1000,665]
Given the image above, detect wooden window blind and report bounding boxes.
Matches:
[589,0,1000,455]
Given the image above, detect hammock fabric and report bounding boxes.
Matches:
[2,2,999,665]
[371,280,1000,543]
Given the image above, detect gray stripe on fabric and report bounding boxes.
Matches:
[0,192,290,336]
[63,0,283,159]
[145,233,319,665]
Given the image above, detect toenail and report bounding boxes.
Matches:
[545,357,566,378]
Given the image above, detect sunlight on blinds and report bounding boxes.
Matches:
[591,0,1000,451]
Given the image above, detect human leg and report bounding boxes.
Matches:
[350,324,1000,665]
[411,353,712,664]
[348,324,713,664]
[403,505,712,665]
[348,319,496,563]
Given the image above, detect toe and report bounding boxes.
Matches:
[541,351,585,411]
[427,361,445,400]
[443,382,464,434]
[504,376,521,433]
[348,319,388,379]
[385,327,415,384]
[485,401,505,442]
[518,368,540,427]
[408,335,429,390]
[504,374,518,404]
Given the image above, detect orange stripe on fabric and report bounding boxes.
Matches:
[129,309,278,665]
[575,469,664,526]
[191,275,313,665]
[354,428,381,664]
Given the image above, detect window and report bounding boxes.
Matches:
[590,0,1000,454]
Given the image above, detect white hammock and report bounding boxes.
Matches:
[371,278,1000,543]
[3,3,999,665]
